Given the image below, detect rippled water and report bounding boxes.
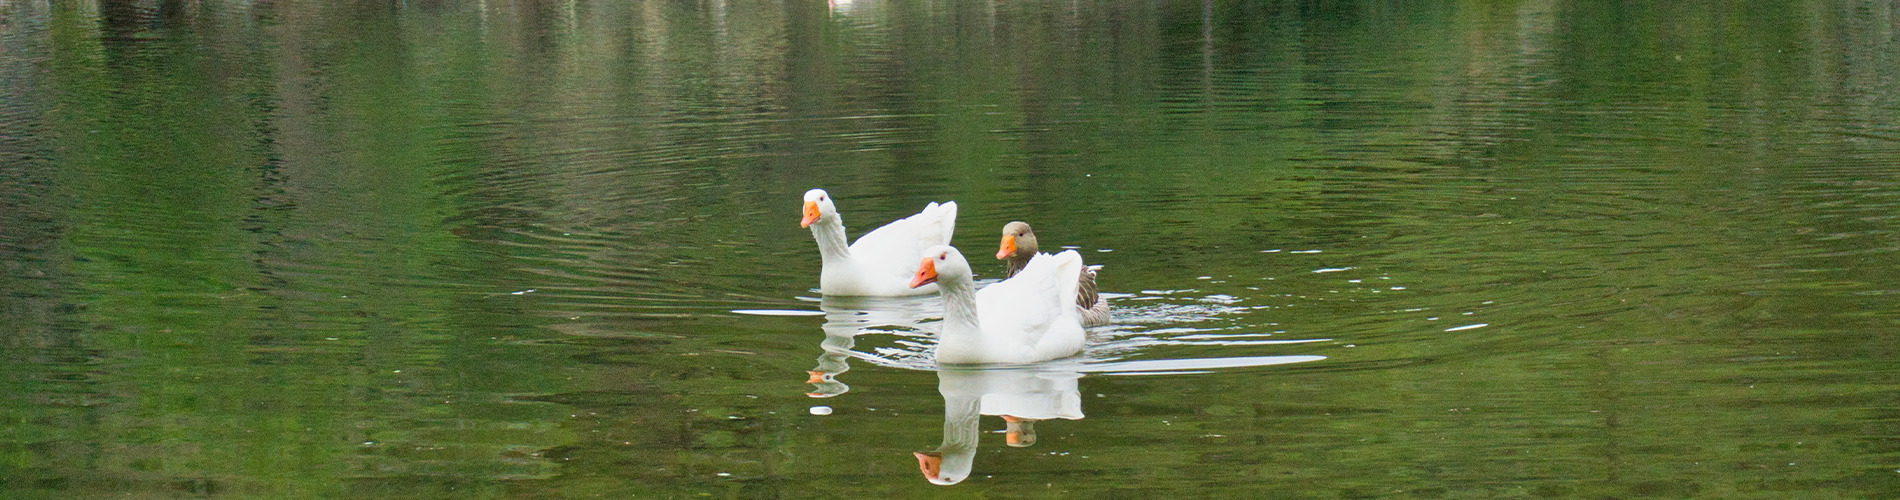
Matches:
[3,0,1900,497]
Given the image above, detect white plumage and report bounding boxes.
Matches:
[911,245,1086,364]
[802,188,957,296]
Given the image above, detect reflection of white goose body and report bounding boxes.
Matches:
[910,245,1086,364]
[916,366,1084,485]
[802,189,958,297]
[805,295,943,398]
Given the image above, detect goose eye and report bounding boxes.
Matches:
[938,255,946,261]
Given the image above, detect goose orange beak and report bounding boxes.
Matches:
[806,370,826,384]
[914,451,942,481]
[910,258,937,288]
[996,235,1016,260]
[800,201,820,228]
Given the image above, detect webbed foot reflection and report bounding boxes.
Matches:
[1002,415,1036,447]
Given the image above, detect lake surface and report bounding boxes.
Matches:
[3,0,1899,497]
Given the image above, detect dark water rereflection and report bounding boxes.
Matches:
[4,0,1900,497]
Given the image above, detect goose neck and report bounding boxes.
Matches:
[1004,255,1030,278]
[808,218,852,264]
[937,276,983,336]
[938,393,980,451]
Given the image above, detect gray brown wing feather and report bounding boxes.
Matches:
[1075,267,1110,326]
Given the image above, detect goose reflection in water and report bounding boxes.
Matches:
[765,289,1330,484]
[916,355,1325,485]
[804,295,943,398]
[916,364,1084,485]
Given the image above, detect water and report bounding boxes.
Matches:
[3,0,1899,497]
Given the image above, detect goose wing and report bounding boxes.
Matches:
[849,201,958,279]
[975,250,1083,348]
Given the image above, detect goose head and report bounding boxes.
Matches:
[996,221,1039,260]
[913,450,973,485]
[910,245,972,289]
[800,189,839,228]
[805,370,848,398]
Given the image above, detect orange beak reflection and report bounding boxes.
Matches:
[996,235,1016,260]
[800,201,820,228]
[806,370,827,384]
[910,258,938,288]
[914,451,942,481]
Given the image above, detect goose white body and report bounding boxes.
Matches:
[804,189,957,297]
[916,245,1087,365]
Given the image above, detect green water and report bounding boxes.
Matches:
[2,0,1898,498]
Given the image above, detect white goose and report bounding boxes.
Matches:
[802,189,957,296]
[908,245,1086,364]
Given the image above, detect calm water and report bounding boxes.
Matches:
[3,0,1899,498]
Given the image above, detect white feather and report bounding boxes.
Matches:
[805,189,958,297]
[923,246,1086,364]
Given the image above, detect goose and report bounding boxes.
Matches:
[909,245,1086,364]
[802,189,957,296]
[997,221,1111,326]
